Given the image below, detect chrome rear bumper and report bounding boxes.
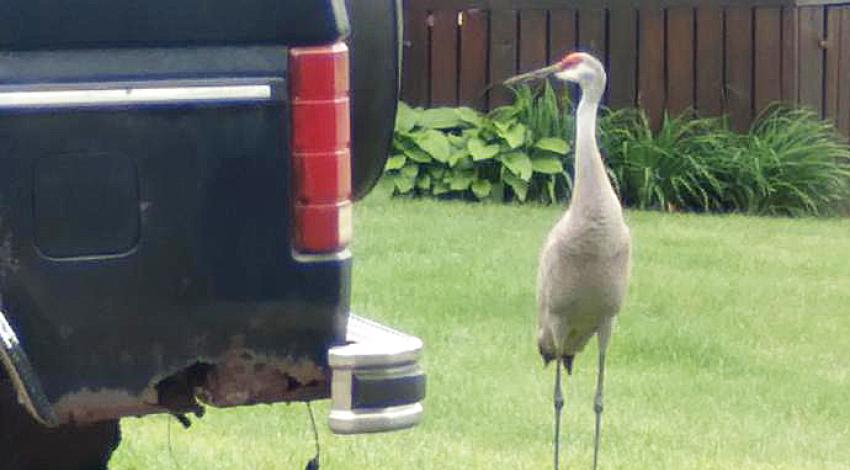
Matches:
[328,314,425,434]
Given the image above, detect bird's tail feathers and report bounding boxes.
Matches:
[563,355,574,375]
[539,348,575,376]
[539,345,556,366]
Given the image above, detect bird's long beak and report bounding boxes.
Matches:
[503,64,560,86]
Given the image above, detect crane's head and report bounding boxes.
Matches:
[554,53,606,89]
[503,52,606,101]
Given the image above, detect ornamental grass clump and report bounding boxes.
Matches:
[600,109,731,212]
[720,105,850,216]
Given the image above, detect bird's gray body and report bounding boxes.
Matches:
[536,55,631,363]
[513,51,631,470]
[536,188,631,361]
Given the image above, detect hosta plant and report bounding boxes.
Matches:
[385,82,573,203]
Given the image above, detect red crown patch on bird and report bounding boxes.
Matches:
[557,53,583,71]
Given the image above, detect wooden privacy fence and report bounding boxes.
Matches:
[401,0,850,135]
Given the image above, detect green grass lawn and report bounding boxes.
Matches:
[110,189,850,469]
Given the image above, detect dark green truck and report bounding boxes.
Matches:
[0,1,424,467]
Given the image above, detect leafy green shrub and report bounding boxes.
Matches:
[386,84,850,217]
[601,109,731,212]
[600,105,850,215]
[386,83,572,203]
[720,105,850,216]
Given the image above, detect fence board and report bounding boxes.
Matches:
[577,8,606,59]
[608,7,638,108]
[781,6,800,102]
[754,7,783,113]
[824,7,841,121]
[548,9,576,97]
[725,6,754,132]
[838,7,850,136]
[578,8,606,102]
[640,6,666,128]
[798,6,825,115]
[695,6,724,116]
[489,9,517,107]
[430,10,459,105]
[519,9,548,73]
[548,9,576,62]
[402,5,429,105]
[460,9,490,109]
[667,7,695,115]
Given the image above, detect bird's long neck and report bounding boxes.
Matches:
[571,88,615,211]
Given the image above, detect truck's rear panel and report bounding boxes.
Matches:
[0,1,348,50]
[0,2,352,424]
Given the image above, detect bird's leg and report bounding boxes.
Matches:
[593,339,609,470]
[553,358,564,470]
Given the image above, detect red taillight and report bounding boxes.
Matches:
[289,42,351,254]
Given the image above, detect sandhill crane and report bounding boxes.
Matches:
[505,53,631,470]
